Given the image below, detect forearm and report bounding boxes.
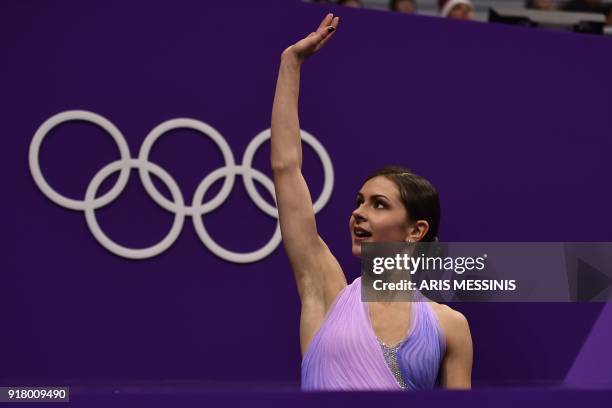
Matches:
[271,52,303,171]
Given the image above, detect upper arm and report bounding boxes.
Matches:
[438,308,473,389]
[273,167,347,356]
[273,167,346,305]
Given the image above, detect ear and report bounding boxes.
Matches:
[405,220,429,243]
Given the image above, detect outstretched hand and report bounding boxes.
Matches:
[283,13,340,62]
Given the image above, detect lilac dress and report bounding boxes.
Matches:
[301,277,446,390]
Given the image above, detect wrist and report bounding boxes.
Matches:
[280,48,303,68]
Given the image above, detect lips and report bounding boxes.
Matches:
[353,226,372,239]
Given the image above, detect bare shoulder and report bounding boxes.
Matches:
[427,302,471,345]
[428,302,473,388]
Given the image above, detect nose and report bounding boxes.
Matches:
[352,205,367,223]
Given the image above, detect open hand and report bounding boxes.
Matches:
[282,13,340,62]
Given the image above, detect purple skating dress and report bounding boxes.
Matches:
[301,277,446,390]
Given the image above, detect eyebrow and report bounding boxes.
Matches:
[357,193,390,201]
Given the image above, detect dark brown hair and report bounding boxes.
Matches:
[365,166,440,242]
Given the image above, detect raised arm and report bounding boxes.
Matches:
[271,14,346,355]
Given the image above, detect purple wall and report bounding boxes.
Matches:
[2,0,612,385]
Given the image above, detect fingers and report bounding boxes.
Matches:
[316,13,334,31]
[317,16,339,49]
[330,15,340,30]
[315,15,339,42]
[290,14,339,60]
[315,13,339,40]
[329,16,340,34]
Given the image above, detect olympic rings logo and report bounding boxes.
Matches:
[29,110,334,263]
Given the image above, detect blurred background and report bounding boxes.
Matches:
[309,0,612,33]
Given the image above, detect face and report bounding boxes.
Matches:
[349,176,411,257]
[532,0,554,10]
[342,0,363,7]
[396,0,416,13]
[448,4,474,20]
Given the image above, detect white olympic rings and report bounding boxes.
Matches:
[29,110,334,263]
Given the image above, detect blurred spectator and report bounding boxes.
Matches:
[525,0,557,10]
[390,0,417,13]
[438,0,475,19]
[560,0,612,25]
[337,0,363,7]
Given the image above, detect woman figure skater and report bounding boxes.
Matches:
[271,13,473,390]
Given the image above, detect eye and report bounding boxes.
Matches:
[374,200,386,209]
[355,197,363,207]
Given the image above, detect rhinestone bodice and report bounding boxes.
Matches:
[377,339,407,389]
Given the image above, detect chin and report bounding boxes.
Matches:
[351,242,363,258]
